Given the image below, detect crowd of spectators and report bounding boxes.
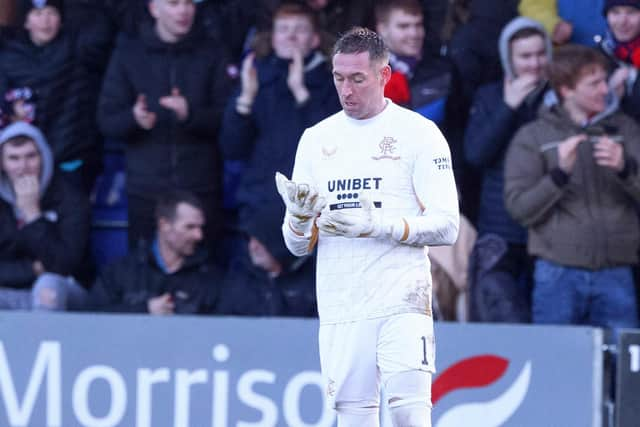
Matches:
[0,0,639,334]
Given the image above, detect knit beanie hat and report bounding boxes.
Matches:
[603,0,640,15]
[243,203,296,267]
[20,0,64,23]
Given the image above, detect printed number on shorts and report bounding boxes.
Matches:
[421,336,428,366]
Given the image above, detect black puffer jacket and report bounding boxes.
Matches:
[98,21,231,196]
[220,250,317,317]
[0,32,94,163]
[90,241,224,314]
[0,176,92,289]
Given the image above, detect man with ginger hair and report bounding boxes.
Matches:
[276,27,459,427]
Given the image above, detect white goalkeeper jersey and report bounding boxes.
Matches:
[283,100,459,325]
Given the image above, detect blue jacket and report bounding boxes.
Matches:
[219,51,340,225]
[464,81,546,243]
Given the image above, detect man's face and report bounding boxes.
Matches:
[510,34,548,81]
[24,6,61,46]
[159,202,204,258]
[332,51,390,119]
[305,0,329,10]
[272,14,319,59]
[562,65,609,117]
[1,141,42,183]
[149,0,196,42]
[607,6,640,42]
[377,9,425,58]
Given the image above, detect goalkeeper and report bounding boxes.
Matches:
[276,27,459,427]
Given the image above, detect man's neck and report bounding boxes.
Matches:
[562,102,590,126]
[157,238,184,273]
[155,24,182,44]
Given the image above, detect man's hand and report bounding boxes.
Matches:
[558,134,587,173]
[32,260,45,276]
[133,94,157,130]
[287,48,310,104]
[317,195,404,240]
[238,53,259,107]
[317,195,379,238]
[593,135,625,172]
[504,74,539,109]
[148,293,175,315]
[14,175,41,222]
[609,66,631,99]
[12,99,31,122]
[275,172,325,236]
[159,87,189,121]
[552,19,573,45]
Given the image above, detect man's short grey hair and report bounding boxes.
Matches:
[333,27,390,64]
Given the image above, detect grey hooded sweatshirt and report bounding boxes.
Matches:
[0,121,92,289]
[0,122,54,211]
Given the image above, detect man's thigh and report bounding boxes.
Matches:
[319,314,435,404]
[532,259,582,324]
[0,288,32,310]
[319,319,381,409]
[378,313,435,382]
[591,266,638,329]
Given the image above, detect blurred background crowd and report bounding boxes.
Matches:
[0,0,638,332]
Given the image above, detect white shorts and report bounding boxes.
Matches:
[318,313,435,408]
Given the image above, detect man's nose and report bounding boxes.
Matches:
[193,227,203,241]
[340,82,353,97]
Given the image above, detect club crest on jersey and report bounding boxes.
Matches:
[322,144,337,159]
[372,136,401,160]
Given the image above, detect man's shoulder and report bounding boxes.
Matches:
[475,80,504,100]
[42,176,89,210]
[510,110,558,147]
[112,31,145,52]
[607,109,640,131]
[389,101,439,131]
[307,110,345,133]
[102,243,152,277]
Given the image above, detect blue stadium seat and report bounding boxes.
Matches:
[90,148,128,269]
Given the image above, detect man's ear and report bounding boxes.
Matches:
[376,22,388,40]
[380,63,392,86]
[311,32,321,50]
[148,0,159,20]
[558,84,572,101]
[157,217,169,233]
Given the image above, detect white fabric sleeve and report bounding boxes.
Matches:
[282,129,316,256]
[397,121,459,247]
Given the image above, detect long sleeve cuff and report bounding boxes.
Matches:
[550,168,570,187]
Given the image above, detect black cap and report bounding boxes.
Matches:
[603,0,640,15]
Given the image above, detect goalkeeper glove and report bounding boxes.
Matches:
[275,172,326,236]
[317,194,406,240]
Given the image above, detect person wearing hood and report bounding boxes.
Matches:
[98,0,231,252]
[598,0,640,120]
[90,190,225,315]
[441,0,518,227]
[219,203,317,317]
[0,0,103,193]
[464,17,552,323]
[218,1,340,237]
[0,121,91,310]
[504,44,640,330]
